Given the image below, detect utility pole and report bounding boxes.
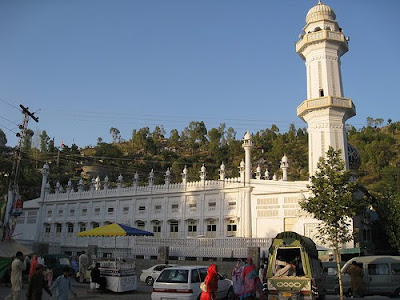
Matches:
[2,105,39,240]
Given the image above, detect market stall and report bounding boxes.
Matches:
[77,223,153,292]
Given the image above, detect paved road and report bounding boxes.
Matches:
[0,282,391,300]
[0,281,154,300]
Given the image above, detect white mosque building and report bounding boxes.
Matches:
[14,1,366,259]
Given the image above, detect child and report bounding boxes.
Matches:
[50,267,77,299]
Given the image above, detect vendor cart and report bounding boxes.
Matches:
[77,223,153,292]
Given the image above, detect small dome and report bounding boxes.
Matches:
[240,160,245,168]
[243,131,252,140]
[220,162,225,170]
[281,154,288,163]
[306,1,336,23]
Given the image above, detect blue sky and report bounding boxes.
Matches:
[1,0,399,148]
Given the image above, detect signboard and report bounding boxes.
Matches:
[11,196,23,216]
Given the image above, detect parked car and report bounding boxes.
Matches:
[340,255,400,297]
[151,265,234,300]
[140,263,177,286]
[42,254,75,279]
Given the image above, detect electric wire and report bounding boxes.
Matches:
[0,122,18,134]
[0,98,20,110]
[0,115,19,126]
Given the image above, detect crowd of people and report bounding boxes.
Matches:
[4,250,107,300]
[200,257,267,300]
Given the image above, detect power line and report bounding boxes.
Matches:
[0,122,17,134]
[0,98,20,110]
[0,114,19,126]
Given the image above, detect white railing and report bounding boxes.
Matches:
[48,237,271,259]
[45,178,242,202]
[297,96,354,117]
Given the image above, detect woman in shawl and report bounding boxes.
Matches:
[232,259,243,299]
[200,264,219,300]
[29,255,38,280]
[240,257,258,300]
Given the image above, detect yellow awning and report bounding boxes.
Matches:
[77,223,153,237]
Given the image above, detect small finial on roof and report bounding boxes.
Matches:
[318,0,322,4]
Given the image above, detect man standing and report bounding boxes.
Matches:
[347,261,364,297]
[26,264,52,300]
[5,251,28,300]
[78,250,88,283]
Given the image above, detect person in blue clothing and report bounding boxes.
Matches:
[71,256,79,273]
[50,267,77,300]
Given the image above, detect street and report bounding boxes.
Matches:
[0,280,392,300]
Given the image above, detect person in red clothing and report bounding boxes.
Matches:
[240,257,258,299]
[29,255,38,280]
[200,264,219,300]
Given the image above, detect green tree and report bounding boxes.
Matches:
[207,127,221,154]
[152,126,166,151]
[110,127,121,143]
[299,147,369,300]
[95,143,123,158]
[0,129,7,147]
[168,129,180,149]
[182,121,207,154]
[39,130,50,152]
[48,138,55,153]
[22,129,34,152]
[374,190,400,250]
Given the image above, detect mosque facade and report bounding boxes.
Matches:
[14,2,366,257]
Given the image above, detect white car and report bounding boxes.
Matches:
[151,265,234,300]
[140,264,177,286]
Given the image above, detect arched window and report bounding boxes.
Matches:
[92,222,99,229]
[79,223,86,232]
[67,223,74,237]
[44,223,51,237]
[169,220,179,238]
[314,27,321,32]
[137,221,145,230]
[153,221,161,238]
[55,223,62,237]
[227,219,237,237]
[206,220,217,238]
[187,220,197,237]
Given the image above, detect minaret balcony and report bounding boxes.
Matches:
[296,30,348,58]
[297,96,356,120]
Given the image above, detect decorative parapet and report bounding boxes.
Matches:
[296,29,348,58]
[297,96,355,120]
[44,177,242,202]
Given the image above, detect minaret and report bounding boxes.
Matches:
[280,154,289,181]
[36,163,50,241]
[296,1,356,176]
[242,131,253,238]
[242,131,253,185]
